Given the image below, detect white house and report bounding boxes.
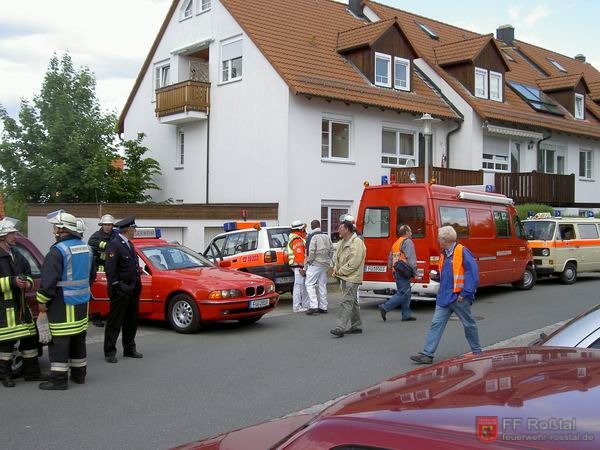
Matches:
[117,0,600,249]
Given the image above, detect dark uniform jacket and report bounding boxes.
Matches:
[88,229,114,271]
[105,235,141,298]
[0,247,35,342]
[36,235,96,336]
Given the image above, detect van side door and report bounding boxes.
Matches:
[575,223,600,272]
[466,208,496,287]
[493,209,516,283]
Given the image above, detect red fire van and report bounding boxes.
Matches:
[356,183,535,300]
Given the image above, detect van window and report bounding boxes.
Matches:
[222,231,258,256]
[514,215,525,239]
[439,207,468,238]
[559,224,576,240]
[397,206,425,238]
[523,221,555,240]
[578,224,599,239]
[267,228,290,248]
[363,208,390,238]
[468,209,494,238]
[494,211,511,238]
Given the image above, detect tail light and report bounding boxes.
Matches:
[264,251,277,263]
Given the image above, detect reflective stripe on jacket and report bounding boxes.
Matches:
[54,239,93,305]
[439,244,465,293]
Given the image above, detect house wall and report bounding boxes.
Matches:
[285,95,452,225]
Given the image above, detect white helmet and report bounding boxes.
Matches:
[340,214,355,223]
[76,218,88,234]
[290,220,306,230]
[98,214,115,226]
[0,217,20,237]
[47,210,79,233]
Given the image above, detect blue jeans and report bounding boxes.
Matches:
[380,277,412,320]
[421,299,481,357]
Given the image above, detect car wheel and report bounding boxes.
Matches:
[513,266,536,290]
[167,294,201,334]
[559,262,577,285]
[238,316,262,325]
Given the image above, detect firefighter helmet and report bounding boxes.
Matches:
[46,210,79,233]
[0,217,20,237]
[290,220,306,230]
[98,214,116,226]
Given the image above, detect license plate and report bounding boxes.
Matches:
[249,298,269,309]
[276,276,294,284]
[364,265,387,273]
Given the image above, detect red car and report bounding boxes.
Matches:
[176,347,600,449]
[90,229,279,333]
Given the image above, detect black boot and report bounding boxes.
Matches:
[70,366,86,384]
[0,360,15,388]
[23,357,47,381]
[39,371,68,390]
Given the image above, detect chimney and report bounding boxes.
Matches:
[348,0,364,18]
[496,24,515,46]
[575,54,586,63]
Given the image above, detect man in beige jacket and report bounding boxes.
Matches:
[330,216,366,338]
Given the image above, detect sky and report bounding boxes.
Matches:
[1,0,599,121]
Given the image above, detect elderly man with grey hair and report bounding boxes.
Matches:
[411,225,480,364]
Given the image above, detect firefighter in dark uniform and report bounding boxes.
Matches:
[0,217,45,387]
[104,216,143,363]
[88,214,116,272]
[37,210,95,390]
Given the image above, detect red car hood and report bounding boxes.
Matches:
[163,266,270,290]
[178,347,600,449]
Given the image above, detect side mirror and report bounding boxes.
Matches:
[219,261,232,268]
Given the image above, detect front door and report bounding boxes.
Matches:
[510,142,521,173]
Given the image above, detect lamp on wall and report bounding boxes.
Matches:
[528,140,535,150]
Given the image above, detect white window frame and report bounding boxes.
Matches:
[489,71,503,102]
[475,67,489,99]
[321,201,353,243]
[321,114,353,162]
[575,93,585,120]
[538,143,566,175]
[197,0,211,14]
[381,127,416,167]
[153,60,171,102]
[176,128,185,167]
[482,153,509,172]
[180,0,193,21]
[579,149,593,179]
[394,57,410,91]
[374,52,392,88]
[220,36,243,84]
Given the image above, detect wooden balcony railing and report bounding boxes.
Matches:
[390,166,483,186]
[155,80,210,117]
[495,171,575,205]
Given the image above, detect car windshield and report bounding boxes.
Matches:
[523,221,556,240]
[141,245,214,270]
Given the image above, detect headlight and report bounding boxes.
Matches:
[542,248,550,257]
[208,289,242,299]
[266,283,275,293]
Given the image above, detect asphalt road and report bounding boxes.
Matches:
[4,275,600,449]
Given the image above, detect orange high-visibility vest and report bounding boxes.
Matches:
[391,237,407,266]
[439,244,465,293]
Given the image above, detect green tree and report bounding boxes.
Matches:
[0,53,160,203]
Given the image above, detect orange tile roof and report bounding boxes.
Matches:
[434,34,505,68]
[536,73,588,93]
[219,0,459,120]
[589,81,600,101]
[337,18,396,52]
[365,0,600,139]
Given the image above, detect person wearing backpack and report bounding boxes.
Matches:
[378,225,417,322]
[304,220,334,315]
[36,210,96,390]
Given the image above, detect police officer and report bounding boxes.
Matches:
[104,216,143,363]
[88,214,116,272]
[37,211,95,390]
[0,217,45,387]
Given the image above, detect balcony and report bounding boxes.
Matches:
[155,80,210,125]
[390,166,484,186]
[495,171,575,206]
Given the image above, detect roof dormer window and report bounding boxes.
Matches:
[548,58,567,73]
[416,21,439,40]
[490,71,503,102]
[575,93,585,119]
[394,57,410,91]
[375,53,392,88]
[475,67,489,99]
[181,0,193,20]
